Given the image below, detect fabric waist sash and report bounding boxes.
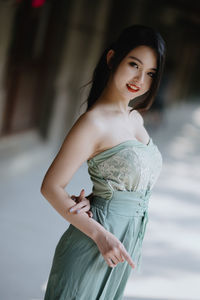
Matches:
[91,190,151,217]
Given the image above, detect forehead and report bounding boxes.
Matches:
[126,45,157,67]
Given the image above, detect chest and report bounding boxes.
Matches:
[99,117,149,151]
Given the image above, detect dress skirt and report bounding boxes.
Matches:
[44,190,151,300]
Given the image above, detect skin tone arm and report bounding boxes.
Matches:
[40,112,106,241]
[40,112,135,269]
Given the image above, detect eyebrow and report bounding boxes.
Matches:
[128,56,157,71]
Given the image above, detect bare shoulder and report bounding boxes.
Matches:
[62,109,105,159]
[74,109,104,130]
[132,109,144,125]
[70,110,105,143]
[40,110,105,189]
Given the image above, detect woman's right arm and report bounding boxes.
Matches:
[40,112,106,241]
[40,111,135,269]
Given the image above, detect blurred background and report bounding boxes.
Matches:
[0,0,200,299]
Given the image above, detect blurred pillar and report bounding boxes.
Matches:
[0,1,16,134]
[170,33,199,102]
[48,0,112,147]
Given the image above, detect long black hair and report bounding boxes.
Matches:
[83,24,166,113]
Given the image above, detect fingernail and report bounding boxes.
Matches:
[69,208,74,212]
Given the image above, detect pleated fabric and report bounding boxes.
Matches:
[44,190,151,300]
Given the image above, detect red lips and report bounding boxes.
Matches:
[126,83,140,93]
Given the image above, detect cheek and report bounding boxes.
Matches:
[113,73,126,87]
[144,77,153,91]
[114,66,135,85]
[138,78,153,96]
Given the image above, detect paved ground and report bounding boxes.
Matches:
[0,102,200,300]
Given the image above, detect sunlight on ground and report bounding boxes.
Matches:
[125,273,199,300]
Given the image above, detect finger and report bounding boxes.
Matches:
[75,205,89,214]
[87,211,91,217]
[68,205,77,213]
[80,189,85,198]
[121,249,135,269]
[88,211,93,218]
[72,203,90,214]
[69,199,90,214]
[71,190,85,203]
[116,252,125,263]
[77,197,90,204]
[110,255,120,265]
[71,195,80,204]
[116,249,125,263]
[73,200,88,210]
[75,197,80,203]
[69,204,86,214]
[120,255,125,262]
[86,211,93,218]
[75,190,85,203]
[105,257,116,268]
[113,249,125,263]
[70,192,92,210]
[68,201,82,213]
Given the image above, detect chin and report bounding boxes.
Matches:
[128,93,140,100]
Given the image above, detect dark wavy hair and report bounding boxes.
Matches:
[83,24,166,113]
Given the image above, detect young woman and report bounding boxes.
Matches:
[41,24,166,300]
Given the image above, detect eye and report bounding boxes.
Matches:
[129,62,138,68]
[148,72,156,78]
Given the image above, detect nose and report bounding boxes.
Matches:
[133,70,145,87]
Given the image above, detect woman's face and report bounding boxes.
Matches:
[107,45,157,100]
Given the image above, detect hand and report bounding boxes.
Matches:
[69,189,93,218]
[94,230,135,269]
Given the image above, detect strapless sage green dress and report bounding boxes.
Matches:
[44,137,163,300]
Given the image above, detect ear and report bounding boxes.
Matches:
[106,49,115,69]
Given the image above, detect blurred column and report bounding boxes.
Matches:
[0,1,17,134]
[48,0,112,147]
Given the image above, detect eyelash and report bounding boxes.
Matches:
[148,72,156,78]
[129,62,156,78]
[129,62,138,68]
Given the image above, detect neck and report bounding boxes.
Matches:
[96,83,132,114]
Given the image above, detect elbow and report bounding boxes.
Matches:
[40,181,60,197]
[40,185,46,196]
[40,181,49,196]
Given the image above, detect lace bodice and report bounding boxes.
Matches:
[87,138,163,200]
